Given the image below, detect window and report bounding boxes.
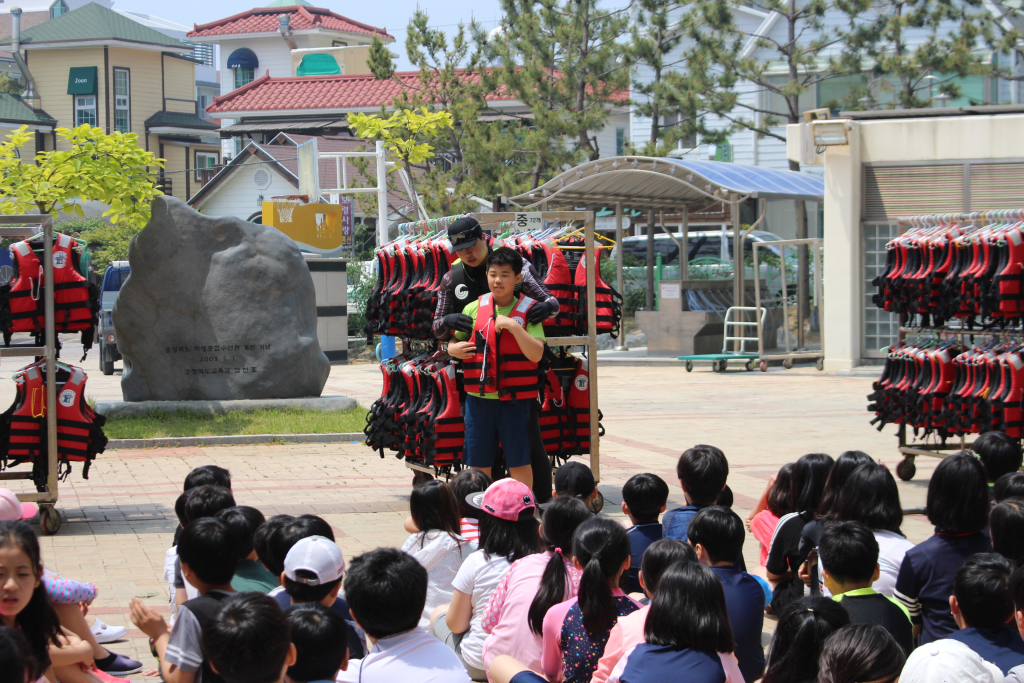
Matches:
[662,114,697,150]
[189,42,214,68]
[195,152,218,181]
[75,96,97,126]
[234,137,244,156]
[332,40,348,47]
[762,75,817,122]
[616,128,625,156]
[198,93,211,119]
[234,67,255,89]
[50,0,68,18]
[113,69,130,133]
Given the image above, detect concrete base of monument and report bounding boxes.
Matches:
[95,395,357,417]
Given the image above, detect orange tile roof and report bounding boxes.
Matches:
[188,5,391,39]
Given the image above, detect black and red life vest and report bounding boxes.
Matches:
[528,238,623,338]
[462,293,542,400]
[0,360,106,484]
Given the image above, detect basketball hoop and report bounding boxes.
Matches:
[271,195,309,224]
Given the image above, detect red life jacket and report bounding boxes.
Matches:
[538,242,578,337]
[565,358,603,455]
[538,369,568,457]
[5,235,96,335]
[573,247,623,336]
[463,293,542,400]
[432,364,465,467]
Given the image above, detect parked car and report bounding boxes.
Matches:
[97,262,129,375]
[614,229,786,265]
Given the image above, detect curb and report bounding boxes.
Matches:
[107,432,367,450]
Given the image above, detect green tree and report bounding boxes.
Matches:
[0,125,163,266]
[0,73,25,96]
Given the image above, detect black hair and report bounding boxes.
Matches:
[177,517,239,586]
[479,510,540,564]
[644,561,734,653]
[254,515,294,575]
[926,452,991,534]
[676,444,729,505]
[792,453,835,515]
[184,464,231,491]
[1009,563,1024,610]
[761,596,850,683]
[216,506,266,561]
[410,480,463,548]
[284,573,342,604]
[574,516,631,634]
[266,515,336,579]
[834,463,903,534]
[285,603,349,683]
[954,552,1015,629]
[528,496,592,635]
[183,485,236,524]
[640,538,697,595]
[687,506,744,565]
[818,520,879,584]
[201,593,291,683]
[716,485,733,508]
[817,451,873,520]
[344,548,427,639]
[0,522,59,671]
[767,463,796,518]
[0,621,40,683]
[486,246,524,275]
[621,473,669,523]
[995,472,1024,503]
[174,492,190,528]
[991,498,1024,567]
[817,624,905,683]
[973,431,1023,483]
[449,469,491,520]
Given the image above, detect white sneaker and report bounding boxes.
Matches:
[90,619,126,644]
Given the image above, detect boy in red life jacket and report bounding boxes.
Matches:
[448,247,546,490]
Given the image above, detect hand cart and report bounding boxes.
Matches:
[678,306,764,372]
[753,238,824,372]
[0,215,63,534]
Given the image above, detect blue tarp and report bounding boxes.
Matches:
[667,159,824,200]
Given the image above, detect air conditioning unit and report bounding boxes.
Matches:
[799,121,824,167]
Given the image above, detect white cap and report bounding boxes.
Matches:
[283,536,345,586]
[900,639,1004,683]
[0,488,37,521]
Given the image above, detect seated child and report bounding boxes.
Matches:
[172,485,237,608]
[901,639,1003,683]
[818,521,914,655]
[816,623,905,683]
[285,603,350,683]
[0,625,37,683]
[973,431,1023,493]
[338,547,470,683]
[760,596,849,683]
[990,499,1024,567]
[688,506,766,682]
[996,472,1024,503]
[1005,565,1024,682]
[254,514,295,578]
[201,592,296,683]
[216,506,279,593]
[894,452,992,644]
[553,461,599,511]
[663,445,729,542]
[130,516,239,683]
[747,463,795,567]
[449,469,490,546]
[947,553,1024,674]
[400,480,472,629]
[619,473,668,594]
[541,517,642,683]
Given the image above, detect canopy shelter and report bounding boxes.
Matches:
[510,157,825,348]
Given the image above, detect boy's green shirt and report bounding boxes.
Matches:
[454,295,546,400]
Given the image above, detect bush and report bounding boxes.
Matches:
[601,251,645,315]
[348,264,377,336]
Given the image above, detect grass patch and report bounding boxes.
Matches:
[103,407,367,440]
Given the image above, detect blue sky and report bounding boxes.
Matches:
[112,0,509,71]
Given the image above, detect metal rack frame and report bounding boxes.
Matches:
[0,215,62,533]
[753,237,825,371]
[401,211,604,482]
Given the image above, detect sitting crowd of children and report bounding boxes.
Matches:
[4,434,1024,683]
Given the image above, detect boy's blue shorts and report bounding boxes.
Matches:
[463,394,532,469]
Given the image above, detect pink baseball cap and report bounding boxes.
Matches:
[0,489,38,521]
[466,478,535,521]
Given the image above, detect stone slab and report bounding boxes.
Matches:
[95,395,357,417]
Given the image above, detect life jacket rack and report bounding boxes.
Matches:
[868,210,1024,484]
[0,216,72,535]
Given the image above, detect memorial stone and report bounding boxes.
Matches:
[114,196,331,401]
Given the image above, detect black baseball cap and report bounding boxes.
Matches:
[554,461,596,498]
[449,216,483,251]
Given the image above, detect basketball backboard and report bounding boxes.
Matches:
[296,138,320,201]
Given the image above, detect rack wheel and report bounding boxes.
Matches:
[760,361,767,372]
[783,358,793,369]
[896,458,916,482]
[685,360,693,372]
[711,360,721,372]
[815,358,824,371]
[745,359,755,372]
[588,490,605,514]
[39,506,61,535]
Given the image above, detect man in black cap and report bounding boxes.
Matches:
[433,216,559,502]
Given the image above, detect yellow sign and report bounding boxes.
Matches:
[263,201,347,257]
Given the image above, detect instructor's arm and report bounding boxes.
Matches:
[495,315,545,362]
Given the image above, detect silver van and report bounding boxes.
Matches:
[614,230,785,265]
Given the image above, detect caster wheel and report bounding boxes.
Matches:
[896,458,916,481]
[746,360,755,372]
[721,360,728,372]
[588,489,605,514]
[815,358,824,371]
[711,361,720,373]
[39,506,61,535]
[760,361,767,372]
[783,358,793,369]
[685,360,693,372]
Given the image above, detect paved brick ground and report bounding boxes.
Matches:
[0,356,944,680]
